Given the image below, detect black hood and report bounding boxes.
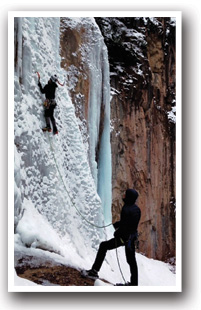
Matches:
[123,189,139,205]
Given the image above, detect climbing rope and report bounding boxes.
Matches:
[48,135,113,229]
[48,135,126,283]
[115,238,127,284]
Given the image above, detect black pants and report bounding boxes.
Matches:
[44,105,57,132]
[92,237,138,286]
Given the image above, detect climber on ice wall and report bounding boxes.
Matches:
[37,72,59,135]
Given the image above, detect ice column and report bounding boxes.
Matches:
[97,45,112,224]
[87,23,112,224]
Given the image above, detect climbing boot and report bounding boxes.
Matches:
[115,282,131,286]
[42,126,52,132]
[81,269,99,280]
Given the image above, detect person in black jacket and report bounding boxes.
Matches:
[82,189,141,286]
[38,74,58,134]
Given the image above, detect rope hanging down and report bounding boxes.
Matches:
[48,136,126,283]
[48,135,113,229]
[115,238,127,284]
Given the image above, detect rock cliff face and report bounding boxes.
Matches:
[60,17,176,261]
[60,19,90,123]
[96,17,176,261]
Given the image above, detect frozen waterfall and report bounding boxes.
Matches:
[60,17,112,224]
[14,17,112,260]
[82,19,112,224]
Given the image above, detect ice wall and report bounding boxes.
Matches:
[14,17,108,256]
[81,19,112,224]
[60,17,112,224]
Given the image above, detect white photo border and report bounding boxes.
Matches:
[8,10,182,293]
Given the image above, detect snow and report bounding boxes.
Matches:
[14,241,176,289]
[167,106,176,123]
[15,199,63,253]
[12,16,176,292]
[94,279,113,286]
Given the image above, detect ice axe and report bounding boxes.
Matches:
[57,80,65,86]
[36,71,40,81]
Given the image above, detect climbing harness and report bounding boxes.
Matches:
[48,135,113,229]
[43,99,57,109]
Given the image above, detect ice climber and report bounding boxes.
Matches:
[81,189,141,286]
[38,73,59,135]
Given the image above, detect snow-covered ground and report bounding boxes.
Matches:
[11,16,177,292]
[14,236,176,290]
[13,204,176,290]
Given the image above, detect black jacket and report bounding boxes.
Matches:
[38,81,57,99]
[114,189,141,242]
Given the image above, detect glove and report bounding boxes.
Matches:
[113,221,120,229]
[114,228,121,238]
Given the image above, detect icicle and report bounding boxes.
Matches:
[97,45,112,224]
[85,20,112,224]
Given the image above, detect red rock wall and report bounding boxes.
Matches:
[108,18,176,261]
